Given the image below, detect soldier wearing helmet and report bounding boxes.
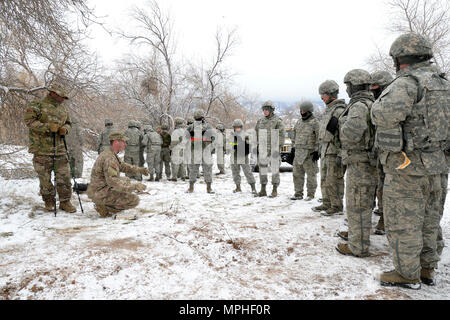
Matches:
[370,71,394,100]
[335,69,377,259]
[214,123,227,175]
[169,117,188,182]
[124,120,144,181]
[142,125,163,181]
[159,123,172,180]
[313,80,346,215]
[372,33,449,289]
[65,114,84,179]
[254,100,285,198]
[98,119,114,154]
[229,119,257,194]
[186,109,215,193]
[290,101,319,201]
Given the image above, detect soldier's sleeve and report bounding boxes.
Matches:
[23,101,49,133]
[340,103,368,146]
[372,77,417,128]
[119,160,141,175]
[278,118,285,149]
[142,134,148,148]
[333,105,346,119]
[62,107,72,134]
[255,120,260,141]
[104,158,136,193]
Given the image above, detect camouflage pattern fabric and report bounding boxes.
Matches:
[124,125,143,181]
[376,158,385,214]
[160,130,172,178]
[142,131,162,180]
[372,61,449,280]
[230,131,255,185]
[87,148,141,213]
[187,120,214,184]
[65,116,84,178]
[170,125,189,179]
[437,172,448,256]
[97,126,113,154]
[215,129,227,172]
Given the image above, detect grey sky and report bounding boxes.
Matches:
[87,0,397,102]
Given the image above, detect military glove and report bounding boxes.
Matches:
[134,183,147,193]
[311,151,320,162]
[59,127,68,136]
[49,122,59,133]
[326,117,339,135]
[138,167,150,176]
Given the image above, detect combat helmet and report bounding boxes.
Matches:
[344,69,372,86]
[128,120,139,128]
[261,100,276,112]
[143,125,153,133]
[187,117,195,125]
[299,101,314,113]
[318,80,339,96]
[175,117,185,126]
[216,123,225,131]
[161,124,169,131]
[105,118,113,126]
[371,71,394,87]
[389,33,433,59]
[47,83,69,99]
[232,119,244,128]
[194,109,205,120]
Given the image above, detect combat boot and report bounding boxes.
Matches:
[304,196,314,201]
[187,182,194,193]
[44,199,55,212]
[169,178,177,182]
[148,176,154,182]
[269,184,278,198]
[59,200,76,213]
[312,204,329,212]
[379,270,421,290]
[256,184,267,197]
[250,183,257,195]
[290,193,303,200]
[375,215,385,235]
[321,207,343,217]
[336,243,369,258]
[337,231,348,241]
[206,183,215,194]
[233,184,242,193]
[420,268,435,286]
[215,170,225,176]
[94,204,111,218]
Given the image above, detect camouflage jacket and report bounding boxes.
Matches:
[372,61,449,176]
[24,96,72,156]
[338,91,374,165]
[97,126,113,154]
[293,115,319,164]
[188,120,214,150]
[66,117,83,153]
[230,130,251,163]
[318,99,346,157]
[142,131,163,152]
[160,131,172,148]
[87,147,141,202]
[124,127,143,153]
[170,126,189,159]
[255,114,285,153]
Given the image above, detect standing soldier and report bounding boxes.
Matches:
[370,70,394,235]
[372,33,449,289]
[187,110,215,193]
[159,124,172,180]
[186,117,196,179]
[290,101,320,201]
[229,119,257,194]
[170,117,188,182]
[23,83,76,213]
[142,125,163,182]
[124,120,143,181]
[65,115,84,178]
[137,121,146,169]
[97,119,114,154]
[335,69,377,258]
[255,101,285,198]
[215,123,227,175]
[313,80,346,215]
[87,131,149,217]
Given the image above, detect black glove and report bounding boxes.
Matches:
[311,151,320,162]
[326,116,339,134]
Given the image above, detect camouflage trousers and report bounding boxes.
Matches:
[94,189,139,213]
[320,154,345,210]
[437,173,448,256]
[346,162,377,256]
[68,149,83,179]
[32,154,72,203]
[188,152,213,184]
[231,157,255,185]
[171,162,186,179]
[258,154,281,185]
[293,155,318,198]
[160,147,171,178]
[146,149,161,179]
[124,152,142,181]
[384,173,442,280]
[217,151,225,172]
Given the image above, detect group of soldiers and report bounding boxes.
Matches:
[24,32,448,291]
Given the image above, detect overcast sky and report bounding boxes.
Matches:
[87,0,397,103]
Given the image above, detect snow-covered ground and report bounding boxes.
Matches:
[0,145,449,300]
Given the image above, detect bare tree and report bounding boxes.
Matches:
[366,0,450,74]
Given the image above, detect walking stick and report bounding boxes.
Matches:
[62,136,84,214]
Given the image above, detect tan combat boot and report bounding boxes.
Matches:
[337,231,348,241]
[379,270,421,290]
[312,204,329,212]
[233,184,242,193]
[44,199,55,212]
[94,204,111,218]
[375,215,385,235]
[321,207,343,217]
[290,193,303,200]
[420,268,435,286]
[59,200,76,213]
[269,184,278,198]
[206,183,215,194]
[256,184,267,197]
[336,243,369,258]
[187,182,194,193]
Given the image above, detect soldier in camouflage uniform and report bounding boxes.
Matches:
[290,101,319,201]
[313,80,346,215]
[229,119,257,194]
[255,101,285,198]
[142,125,163,181]
[335,69,377,258]
[24,83,76,213]
[370,71,394,235]
[159,124,172,180]
[65,115,84,178]
[124,120,144,181]
[187,110,215,194]
[372,33,449,289]
[169,117,189,182]
[97,119,114,154]
[215,123,227,175]
[137,121,146,169]
[87,131,149,217]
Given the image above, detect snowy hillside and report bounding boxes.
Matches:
[0,145,449,300]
